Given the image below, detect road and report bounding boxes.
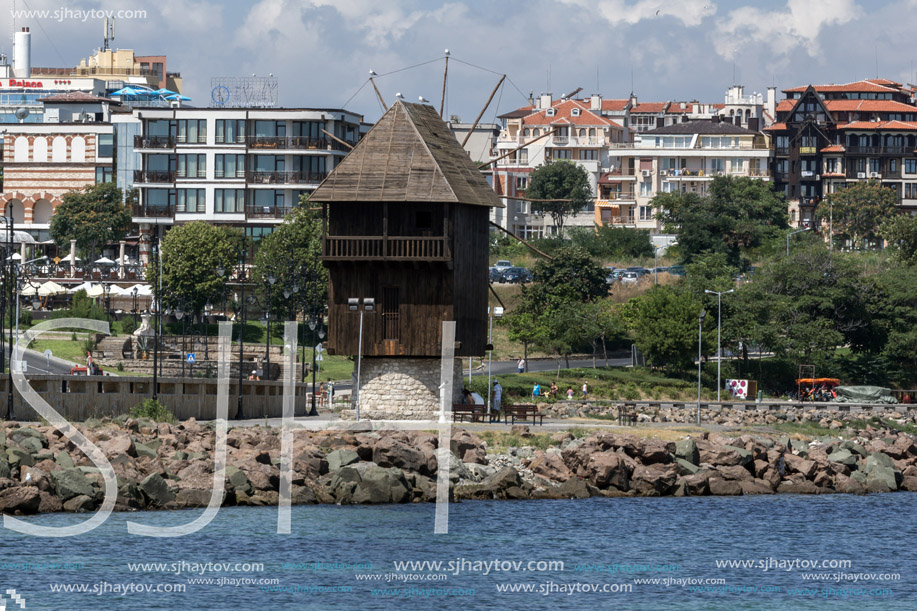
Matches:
[3,345,78,375]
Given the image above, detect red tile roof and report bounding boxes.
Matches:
[763,122,788,131]
[820,145,845,152]
[824,99,917,113]
[783,79,904,94]
[776,99,797,112]
[839,120,917,131]
[631,102,668,113]
[601,99,630,111]
[522,99,615,127]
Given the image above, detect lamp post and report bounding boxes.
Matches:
[704,289,735,402]
[307,317,325,416]
[786,227,811,256]
[1,215,13,418]
[697,309,707,425]
[202,301,212,361]
[131,286,139,328]
[486,305,504,420]
[217,238,248,420]
[349,297,374,421]
[175,302,186,378]
[264,273,276,380]
[102,281,111,327]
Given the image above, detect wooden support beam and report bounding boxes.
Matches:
[478,129,556,169]
[488,283,506,309]
[321,129,354,151]
[370,77,387,111]
[439,55,449,118]
[489,221,553,260]
[461,74,506,148]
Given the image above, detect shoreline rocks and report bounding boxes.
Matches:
[1,418,917,516]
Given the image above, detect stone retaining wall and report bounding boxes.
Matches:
[347,357,463,420]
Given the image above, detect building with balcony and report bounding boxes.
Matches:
[765,79,917,226]
[605,119,771,230]
[492,93,628,237]
[129,106,364,262]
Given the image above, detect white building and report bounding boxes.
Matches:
[129,107,364,262]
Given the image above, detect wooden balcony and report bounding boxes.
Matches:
[322,236,450,261]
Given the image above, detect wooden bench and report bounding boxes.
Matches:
[452,403,486,423]
[504,403,545,425]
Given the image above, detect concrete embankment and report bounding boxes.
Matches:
[0,416,916,515]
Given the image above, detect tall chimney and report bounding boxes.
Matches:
[540,92,553,110]
[590,94,601,111]
[766,86,777,119]
[13,27,31,78]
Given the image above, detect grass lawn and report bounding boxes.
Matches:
[29,339,92,364]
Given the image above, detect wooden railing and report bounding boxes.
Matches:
[323,236,450,261]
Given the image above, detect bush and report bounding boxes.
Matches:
[116,361,124,372]
[119,316,137,335]
[130,399,174,423]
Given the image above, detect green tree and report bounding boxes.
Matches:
[872,265,917,385]
[879,213,917,265]
[49,182,132,261]
[653,175,788,266]
[252,204,327,321]
[146,222,241,317]
[820,180,897,246]
[525,160,592,234]
[528,246,608,307]
[630,286,710,372]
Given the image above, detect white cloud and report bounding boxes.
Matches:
[713,0,861,60]
[557,0,717,27]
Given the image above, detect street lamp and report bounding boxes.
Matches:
[102,281,111,327]
[131,286,139,328]
[264,272,276,380]
[175,303,186,378]
[704,289,735,402]
[486,305,504,420]
[786,227,811,256]
[349,297,375,421]
[697,309,707,425]
[217,239,249,419]
[307,317,325,417]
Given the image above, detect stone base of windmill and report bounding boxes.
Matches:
[339,357,464,420]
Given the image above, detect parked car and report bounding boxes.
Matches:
[620,271,643,284]
[489,267,503,283]
[654,266,669,274]
[607,269,626,283]
[667,265,686,276]
[493,260,514,272]
[500,267,532,284]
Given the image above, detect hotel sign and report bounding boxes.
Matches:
[4,79,74,88]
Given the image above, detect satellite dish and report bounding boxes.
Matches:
[15,107,29,122]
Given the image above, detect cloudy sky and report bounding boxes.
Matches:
[7,0,917,123]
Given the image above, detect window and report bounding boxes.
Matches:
[905,183,917,199]
[177,154,206,178]
[869,158,881,173]
[580,150,597,161]
[415,210,432,230]
[825,158,837,173]
[731,158,745,173]
[215,189,244,213]
[662,181,677,193]
[639,205,653,221]
[215,154,245,178]
[382,287,400,340]
[857,158,866,172]
[253,190,283,209]
[890,159,899,173]
[176,189,205,213]
[639,181,652,197]
[515,176,528,190]
[801,135,817,148]
[552,149,571,160]
[145,188,175,209]
[518,148,528,164]
[177,119,207,144]
[906,159,917,174]
[215,119,246,143]
[95,167,113,183]
[709,158,724,173]
[97,133,114,157]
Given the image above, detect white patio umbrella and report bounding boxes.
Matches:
[85,284,105,298]
[68,281,95,294]
[38,281,68,296]
[126,283,153,296]
[105,284,128,296]
[94,256,116,266]
[58,254,81,264]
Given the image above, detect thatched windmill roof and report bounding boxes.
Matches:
[311,101,503,208]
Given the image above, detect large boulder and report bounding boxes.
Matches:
[674,439,699,466]
[325,449,360,473]
[586,452,631,491]
[863,452,895,474]
[827,448,857,467]
[100,435,136,458]
[739,480,775,495]
[630,464,678,496]
[139,473,176,507]
[225,466,253,495]
[865,466,898,492]
[0,486,41,514]
[783,454,817,479]
[528,449,573,482]
[330,462,411,504]
[7,447,34,468]
[62,494,95,513]
[708,477,743,496]
[454,466,531,500]
[372,437,429,475]
[51,468,94,502]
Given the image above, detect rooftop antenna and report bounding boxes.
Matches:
[103,17,114,51]
[874,44,878,78]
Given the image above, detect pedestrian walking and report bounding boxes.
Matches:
[491,380,502,423]
[581,381,588,399]
[517,358,526,374]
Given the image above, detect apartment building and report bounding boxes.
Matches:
[492,94,628,237]
[766,79,917,226]
[129,107,364,261]
[598,118,771,229]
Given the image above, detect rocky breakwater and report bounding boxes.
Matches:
[2,420,917,516]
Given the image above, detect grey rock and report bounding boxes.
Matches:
[56,451,75,469]
[674,439,699,465]
[325,449,360,473]
[828,448,858,467]
[51,468,94,502]
[864,452,895,474]
[139,473,175,506]
[865,466,898,492]
[225,466,253,495]
[62,494,95,512]
[18,437,43,455]
[0,486,41,514]
[7,447,33,468]
[675,458,702,475]
[0,459,10,480]
[134,442,157,459]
